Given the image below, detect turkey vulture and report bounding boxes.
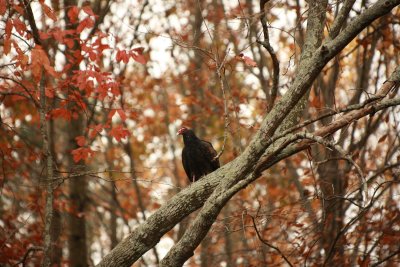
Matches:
[177,127,220,182]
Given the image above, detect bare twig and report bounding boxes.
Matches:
[250,215,294,267]
[13,246,43,267]
[215,48,231,160]
[258,0,280,111]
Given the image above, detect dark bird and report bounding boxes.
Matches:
[177,127,220,182]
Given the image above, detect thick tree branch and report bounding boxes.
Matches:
[329,0,357,39]
[160,66,400,266]
[96,2,400,266]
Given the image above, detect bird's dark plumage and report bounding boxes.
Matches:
[177,127,220,182]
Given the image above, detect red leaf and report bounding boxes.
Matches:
[236,53,257,67]
[89,124,103,138]
[0,0,6,15]
[14,4,24,15]
[88,51,97,61]
[42,3,57,21]
[67,6,79,23]
[117,109,127,121]
[77,17,94,33]
[108,109,116,120]
[109,125,129,142]
[243,55,257,67]
[75,136,86,146]
[39,31,50,40]
[49,108,72,120]
[71,147,94,163]
[31,45,50,81]
[3,38,11,55]
[13,18,26,35]
[131,47,147,64]
[131,53,147,64]
[116,49,129,63]
[82,6,95,16]
[5,20,13,37]
[43,64,59,78]
[65,38,75,49]
[132,47,144,54]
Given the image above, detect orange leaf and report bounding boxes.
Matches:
[82,6,95,16]
[109,125,129,142]
[242,55,257,67]
[131,53,147,64]
[49,108,72,120]
[75,136,86,146]
[5,20,12,37]
[131,47,147,64]
[77,17,94,33]
[0,0,6,15]
[67,6,79,23]
[13,18,26,35]
[108,109,116,120]
[4,38,11,55]
[117,109,127,121]
[71,147,94,163]
[42,3,57,21]
[236,53,257,67]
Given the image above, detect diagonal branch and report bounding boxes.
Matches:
[96,2,400,266]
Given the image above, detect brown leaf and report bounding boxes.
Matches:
[378,134,387,143]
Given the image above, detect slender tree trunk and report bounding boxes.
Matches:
[110,181,118,249]
[223,205,234,267]
[67,116,88,267]
[39,70,55,267]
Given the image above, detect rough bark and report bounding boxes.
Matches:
[39,70,55,267]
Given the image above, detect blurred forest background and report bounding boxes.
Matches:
[1,0,400,266]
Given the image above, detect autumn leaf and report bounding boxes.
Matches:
[236,53,257,67]
[378,134,387,143]
[116,49,129,63]
[117,109,127,121]
[67,6,79,23]
[88,124,103,138]
[3,38,11,55]
[0,0,6,15]
[75,136,86,146]
[42,3,57,21]
[13,18,26,35]
[131,47,147,64]
[49,108,72,120]
[77,17,94,33]
[109,125,129,142]
[82,6,95,16]
[5,20,12,37]
[71,147,94,162]
[108,109,117,120]
[131,53,147,64]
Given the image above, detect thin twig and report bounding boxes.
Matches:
[215,48,231,160]
[13,246,43,267]
[250,215,294,267]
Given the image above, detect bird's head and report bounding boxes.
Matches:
[177,127,197,143]
[177,126,189,136]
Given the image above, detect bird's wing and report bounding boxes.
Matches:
[181,147,192,179]
[201,140,220,169]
